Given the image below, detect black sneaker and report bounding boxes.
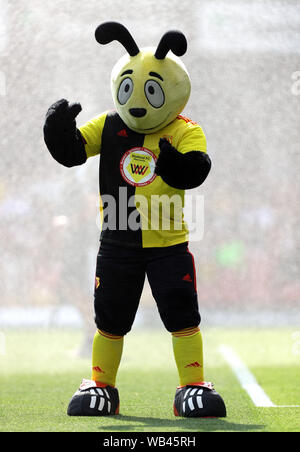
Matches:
[67,379,119,416]
[173,382,226,418]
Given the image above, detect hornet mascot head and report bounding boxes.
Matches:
[95,22,191,134]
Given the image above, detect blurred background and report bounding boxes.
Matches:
[0,0,299,355]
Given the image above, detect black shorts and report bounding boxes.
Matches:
[94,241,201,335]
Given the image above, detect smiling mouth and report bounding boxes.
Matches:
[143,113,171,131]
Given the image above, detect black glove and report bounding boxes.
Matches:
[155,138,211,190]
[43,99,87,167]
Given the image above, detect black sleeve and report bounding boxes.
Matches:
[43,124,87,168]
[155,138,211,190]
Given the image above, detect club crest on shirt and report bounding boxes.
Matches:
[120,147,157,187]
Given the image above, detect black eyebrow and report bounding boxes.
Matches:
[149,71,163,81]
[121,69,133,76]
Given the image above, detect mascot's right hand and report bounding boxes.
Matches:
[43,99,87,167]
[44,99,82,135]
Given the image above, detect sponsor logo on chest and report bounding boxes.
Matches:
[120,147,157,187]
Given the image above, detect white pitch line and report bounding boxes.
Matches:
[219,345,300,408]
[219,344,276,407]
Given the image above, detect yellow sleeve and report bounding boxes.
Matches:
[176,116,207,155]
[79,112,108,159]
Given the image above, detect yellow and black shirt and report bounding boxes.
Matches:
[80,110,207,248]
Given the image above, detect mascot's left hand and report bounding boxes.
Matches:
[155,138,212,190]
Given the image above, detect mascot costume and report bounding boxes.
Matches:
[44,22,226,418]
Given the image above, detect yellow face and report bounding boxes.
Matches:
[111,48,191,134]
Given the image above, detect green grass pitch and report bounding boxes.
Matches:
[1,327,300,432]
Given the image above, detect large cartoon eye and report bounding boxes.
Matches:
[144,80,165,108]
[118,78,134,105]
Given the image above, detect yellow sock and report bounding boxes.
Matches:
[91,329,124,387]
[172,326,204,386]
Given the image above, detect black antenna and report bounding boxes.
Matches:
[95,22,140,57]
[155,31,187,60]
